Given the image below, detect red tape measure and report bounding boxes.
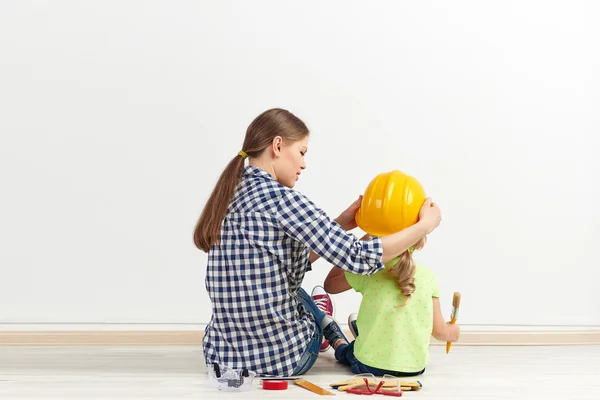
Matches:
[262,380,288,390]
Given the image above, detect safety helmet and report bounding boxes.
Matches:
[356,170,426,236]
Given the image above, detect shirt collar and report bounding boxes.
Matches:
[244,165,277,182]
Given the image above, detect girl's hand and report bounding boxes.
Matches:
[418,198,442,234]
[335,195,363,231]
[446,322,461,342]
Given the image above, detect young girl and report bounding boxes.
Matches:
[194,108,442,377]
[323,234,460,376]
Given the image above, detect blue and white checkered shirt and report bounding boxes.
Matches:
[203,166,384,376]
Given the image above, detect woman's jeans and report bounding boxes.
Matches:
[291,288,326,376]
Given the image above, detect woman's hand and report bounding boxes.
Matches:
[335,195,363,231]
[418,198,442,234]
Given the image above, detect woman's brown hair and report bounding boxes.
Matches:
[193,108,309,252]
[389,236,427,307]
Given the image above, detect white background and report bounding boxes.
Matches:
[1,1,599,330]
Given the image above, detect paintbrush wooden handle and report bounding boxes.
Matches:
[446,292,461,354]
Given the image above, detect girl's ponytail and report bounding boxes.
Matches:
[390,236,427,307]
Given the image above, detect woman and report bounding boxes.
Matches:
[194,108,441,377]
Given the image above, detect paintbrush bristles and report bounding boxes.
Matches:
[451,292,461,319]
[452,292,461,307]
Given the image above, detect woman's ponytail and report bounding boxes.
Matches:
[193,154,246,252]
[193,108,309,253]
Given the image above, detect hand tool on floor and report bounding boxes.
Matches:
[330,378,422,392]
[295,379,336,395]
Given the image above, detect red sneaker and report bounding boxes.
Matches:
[311,286,334,352]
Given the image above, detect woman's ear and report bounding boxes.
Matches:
[271,136,283,157]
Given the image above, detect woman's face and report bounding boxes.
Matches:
[274,135,308,188]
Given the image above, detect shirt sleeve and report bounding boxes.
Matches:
[431,269,440,298]
[344,270,366,293]
[276,190,384,276]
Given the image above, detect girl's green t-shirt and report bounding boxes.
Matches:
[345,258,439,372]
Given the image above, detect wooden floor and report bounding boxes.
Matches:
[1,345,599,399]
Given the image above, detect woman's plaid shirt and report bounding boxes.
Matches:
[203,166,384,376]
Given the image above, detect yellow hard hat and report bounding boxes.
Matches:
[356,170,426,236]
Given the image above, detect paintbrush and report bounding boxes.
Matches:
[446,292,461,354]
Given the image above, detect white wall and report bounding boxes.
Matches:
[1,1,599,329]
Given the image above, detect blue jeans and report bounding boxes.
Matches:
[335,341,425,377]
[291,288,326,376]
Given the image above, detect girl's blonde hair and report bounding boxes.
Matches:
[389,236,427,307]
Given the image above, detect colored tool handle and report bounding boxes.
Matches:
[295,379,335,396]
[446,292,461,354]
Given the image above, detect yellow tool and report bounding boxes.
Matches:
[446,292,461,354]
[330,378,422,392]
[295,379,335,396]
